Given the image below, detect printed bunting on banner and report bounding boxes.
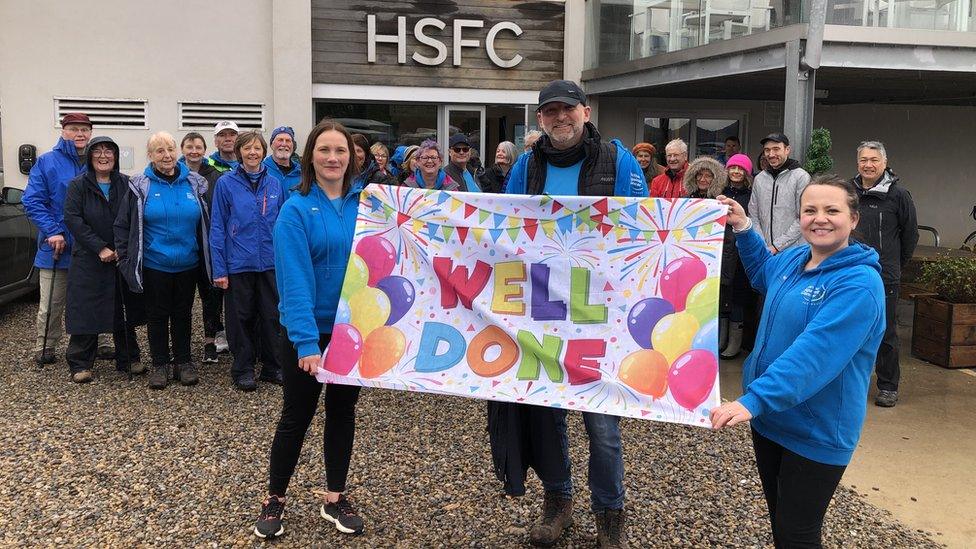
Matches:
[322,186,728,427]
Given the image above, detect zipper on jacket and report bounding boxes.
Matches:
[878,211,883,255]
[768,178,778,241]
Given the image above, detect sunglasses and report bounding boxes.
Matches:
[451,146,471,153]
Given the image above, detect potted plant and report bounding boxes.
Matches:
[912,255,976,368]
[804,128,834,175]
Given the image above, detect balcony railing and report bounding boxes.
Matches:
[585,0,973,69]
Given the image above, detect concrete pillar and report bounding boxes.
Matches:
[783,39,816,163]
[271,0,313,144]
[564,0,586,82]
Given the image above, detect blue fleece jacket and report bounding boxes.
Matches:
[274,181,364,359]
[23,137,86,268]
[389,145,407,177]
[504,139,648,198]
[262,156,301,196]
[141,164,201,273]
[207,151,240,173]
[735,227,885,466]
[209,166,286,279]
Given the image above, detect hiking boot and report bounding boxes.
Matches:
[594,508,628,549]
[235,372,257,392]
[96,345,116,360]
[203,343,218,363]
[116,361,146,375]
[176,362,199,386]
[214,331,229,353]
[529,493,573,547]
[35,348,57,366]
[875,390,898,407]
[253,494,286,539]
[320,494,364,535]
[148,364,169,390]
[71,370,93,384]
[258,369,283,386]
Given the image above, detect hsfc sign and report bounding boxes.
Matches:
[366,15,524,68]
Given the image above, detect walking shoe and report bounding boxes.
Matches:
[529,492,573,546]
[34,348,57,365]
[96,345,116,360]
[148,364,169,390]
[176,363,199,386]
[253,494,286,539]
[875,390,898,407]
[214,331,229,353]
[235,372,257,392]
[320,495,365,535]
[594,508,629,548]
[116,362,146,375]
[71,370,93,383]
[203,343,218,363]
[258,369,283,386]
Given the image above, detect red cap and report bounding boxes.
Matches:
[60,112,92,127]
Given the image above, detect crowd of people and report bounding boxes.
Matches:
[18,77,918,548]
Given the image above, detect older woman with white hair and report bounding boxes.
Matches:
[115,131,211,390]
[480,141,518,193]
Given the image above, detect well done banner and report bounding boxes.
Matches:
[317,184,728,427]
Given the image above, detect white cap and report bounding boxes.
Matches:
[213,120,240,136]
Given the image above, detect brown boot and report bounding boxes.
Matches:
[529,492,573,547]
[594,508,629,548]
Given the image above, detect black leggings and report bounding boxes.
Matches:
[143,267,197,366]
[752,429,847,549]
[268,332,361,496]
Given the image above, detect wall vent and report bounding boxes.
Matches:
[179,101,264,131]
[55,97,148,128]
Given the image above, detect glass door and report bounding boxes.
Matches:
[441,106,486,164]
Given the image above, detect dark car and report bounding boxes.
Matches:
[0,178,39,305]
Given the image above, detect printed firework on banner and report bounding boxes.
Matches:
[317,184,728,428]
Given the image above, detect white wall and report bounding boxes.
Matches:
[0,0,311,188]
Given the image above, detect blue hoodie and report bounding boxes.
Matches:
[262,156,301,196]
[274,181,364,359]
[210,166,286,279]
[207,151,239,173]
[23,137,86,268]
[735,227,885,466]
[140,163,202,273]
[505,139,648,198]
[389,145,407,177]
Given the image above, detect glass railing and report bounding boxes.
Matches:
[585,0,973,69]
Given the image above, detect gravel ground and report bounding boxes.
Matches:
[0,298,941,548]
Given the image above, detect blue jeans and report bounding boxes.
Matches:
[538,410,625,512]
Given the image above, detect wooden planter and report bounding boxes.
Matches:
[912,296,976,368]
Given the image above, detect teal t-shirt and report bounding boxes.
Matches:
[542,160,584,196]
[98,183,111,197]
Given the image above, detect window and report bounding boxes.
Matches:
[315,102,438,149]
[179,101,264,131]
[641,113,744,164]
[55,97,147,128]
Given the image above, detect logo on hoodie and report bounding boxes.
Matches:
[800,285,827,304]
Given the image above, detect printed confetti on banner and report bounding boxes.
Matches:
[323,185,728,428]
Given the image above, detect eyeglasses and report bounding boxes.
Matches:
[91,149,115,157]
[451,147,470,153]
[418,156,440,162]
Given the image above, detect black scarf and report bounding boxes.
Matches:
[765,158,801,179]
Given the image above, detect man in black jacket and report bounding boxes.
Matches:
[852,141,918,407]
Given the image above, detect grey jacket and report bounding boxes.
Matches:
[748,159,810,251]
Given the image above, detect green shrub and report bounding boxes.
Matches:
[804,128,833,175]
[919,256,976,303]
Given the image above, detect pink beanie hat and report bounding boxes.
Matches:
[726,153,753,173]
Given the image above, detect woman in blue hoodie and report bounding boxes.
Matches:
[210,130,286,391]
[711,175,885,548]
[115,132,211,390]
[253,120,365,540]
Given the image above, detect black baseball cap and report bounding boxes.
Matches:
[537,80,587,111]
[760,132,790,146]
[449,133,472,148]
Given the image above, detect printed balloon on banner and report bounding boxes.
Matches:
[691,318,719,354]
[627,297,674,349]
[684,277,720,324]
[659,256,707,311]
[618,349,669,398]
[668,349,718,411]
[376,275,415,325]
[323,323,363,376]
[348,287,391,337]
[335,298,352,325]
[341,253,370,299]
[356,235,397,286]
[650,311,700,364]
[359,326,406,378]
